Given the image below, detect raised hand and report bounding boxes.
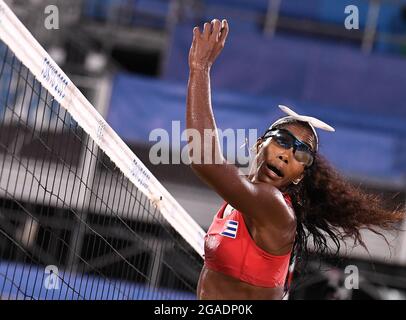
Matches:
[188,19,229,72]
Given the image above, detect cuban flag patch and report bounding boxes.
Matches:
[220,220,238,239]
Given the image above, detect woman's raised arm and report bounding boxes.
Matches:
[186,19,294,229]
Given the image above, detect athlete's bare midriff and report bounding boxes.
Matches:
[197,265,284,300]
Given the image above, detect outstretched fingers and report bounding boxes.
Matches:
[190,26,200,56]
[193,26,201,39]
[219,19,229,45]
[210,19,222,42]
[195,19,228,44]
[189,19,228,70]
[203,22,211,40]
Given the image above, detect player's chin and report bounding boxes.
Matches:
[257,170,284,187]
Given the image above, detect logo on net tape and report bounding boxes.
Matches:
[41,57,68,99]
[130,159,151,191]
[96,119,106,142]
[220,220,238,239]
[0,3,5,24]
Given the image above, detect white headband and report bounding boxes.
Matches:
[269,105,335,152]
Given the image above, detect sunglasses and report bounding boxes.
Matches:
[260,128,315,167]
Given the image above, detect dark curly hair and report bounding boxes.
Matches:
[287,152,405,255]
[267,119,406,279]
[261,119,406,297]
[271,119,405,250]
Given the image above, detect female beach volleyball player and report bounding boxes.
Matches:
[186,19,405,300]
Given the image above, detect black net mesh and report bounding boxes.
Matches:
[0,40,202,300]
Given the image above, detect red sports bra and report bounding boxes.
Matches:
[204,194,294,288]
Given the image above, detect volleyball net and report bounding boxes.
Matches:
[0,0,204,300]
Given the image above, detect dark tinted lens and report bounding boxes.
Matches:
[266,130,314,166]
[273,132,294,149]
[294,150,314,166]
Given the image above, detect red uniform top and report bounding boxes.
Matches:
[204,194,294,288]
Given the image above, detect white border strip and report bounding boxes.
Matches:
[0,0,205,257]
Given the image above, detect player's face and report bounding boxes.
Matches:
[254,124,316,189]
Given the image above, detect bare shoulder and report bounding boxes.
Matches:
[248,181,297,229]
[245,210,296,255]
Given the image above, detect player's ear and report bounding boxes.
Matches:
[252,138,264,154]
[292,173,304,185]
[255,139,263,153]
